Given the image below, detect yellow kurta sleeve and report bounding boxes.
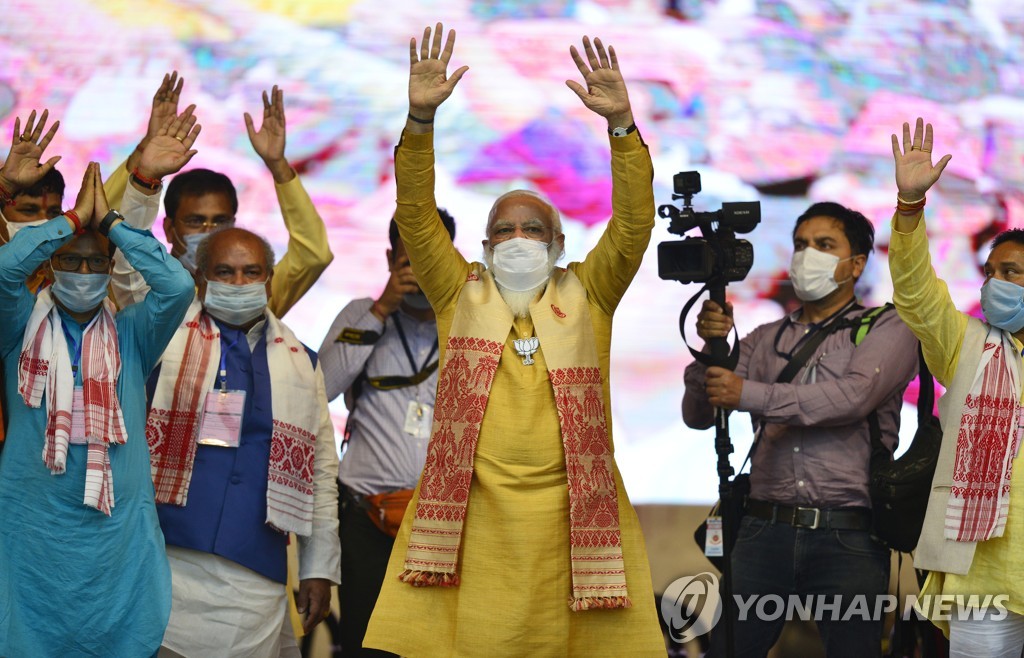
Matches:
[268,175,333,318]
[103,158,131,212]
[568,131,655,315]
[393,130,470,313]
[888,210,968,386]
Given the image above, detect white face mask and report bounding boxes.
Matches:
[488,238,553,292]
[51,271,111,313]
[177,232,207,273]
[6,218,48,238]
[788,247,853,302]
[203,280,268,327]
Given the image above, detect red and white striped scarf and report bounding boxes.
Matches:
[400,267,631,611]
[146,301,321,535]
[946,326,1023,542]
[18,289,126,515]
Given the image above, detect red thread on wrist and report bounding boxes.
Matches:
[130,168,162,190]
[64,210,84,234]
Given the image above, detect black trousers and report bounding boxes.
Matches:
[338,487,399,657]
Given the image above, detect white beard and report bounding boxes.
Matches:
[484,242,561,318]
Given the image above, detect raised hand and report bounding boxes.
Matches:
[374,256,420,320]
[72,162,97,225]
[92,164,110,229]
[127,72,185,174]
[408,22,469,121]
[244,85,293,183]
[0,109,61,195]
[565,37,633,126]
[891,118,952,201]
[137,106,201,181]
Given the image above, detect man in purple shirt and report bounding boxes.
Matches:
[683,201,918,657]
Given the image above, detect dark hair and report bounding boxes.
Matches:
[164,169,238,220]
[389,208,455,257]
[991,229,1024,251]
[17,167,65,200]
[793,201,874,258]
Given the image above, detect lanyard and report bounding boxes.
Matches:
[218,335,242,392]
[772,298,859,361]
[392,314,438,376]
[60,322,83,378]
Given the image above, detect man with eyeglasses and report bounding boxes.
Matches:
[0,158,196,655]
[145,226,339,657]
[104,74,332,318]
[317,211,454,657]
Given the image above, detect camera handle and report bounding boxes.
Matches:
[679,278,738,658]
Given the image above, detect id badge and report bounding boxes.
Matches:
[403,401,433,439]
[70,387,87,444]
[197,390,246,447]
[704,516,724,557]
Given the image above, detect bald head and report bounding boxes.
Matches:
[195,227,275,300]
[486,190,562,240]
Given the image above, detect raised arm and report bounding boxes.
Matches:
[563,37,654,314]
[888,118,964,385]
[0,109,62,213]
[394,23,471,310]
[245,85,333,316]
[110,108,202,308]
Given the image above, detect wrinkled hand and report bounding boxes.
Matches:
[375,256,420,319]
[408,22,469,119]
[137,106,201,180]
[565,37,633,126]
[297,578,332,634]
[705,366,743,409]
[0,109,61,194]
[891,117,952,201]
[72,162,97,224]
[244,85,293,183]
[696,300,734,342]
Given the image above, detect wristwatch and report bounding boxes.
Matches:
[608,123,637,137]
[98,209,125,237]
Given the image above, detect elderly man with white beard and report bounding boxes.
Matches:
[362,24,664,658]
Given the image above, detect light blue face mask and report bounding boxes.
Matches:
[981,277,1024,333]
[203,280,268,327]
[51,271,111,313]
[177,232,207,273]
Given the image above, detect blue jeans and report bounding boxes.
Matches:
[709,515,890,658]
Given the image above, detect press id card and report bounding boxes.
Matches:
[197,390,246,447]
[403,401,433,439]
[704,516,724,557]
[70,387,87,444]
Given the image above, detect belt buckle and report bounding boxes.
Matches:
[793,506,821,530]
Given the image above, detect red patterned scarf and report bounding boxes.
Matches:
[18,290,126,515]
[400,267,630,611]
[945,327,1023,542]
[147,301,321,535]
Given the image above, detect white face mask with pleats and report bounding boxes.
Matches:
[788,247,852,302]
[488,238,552,292]
[203,280,268,326]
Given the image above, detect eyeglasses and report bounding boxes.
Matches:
[177,216,234,230]
[52,254,111,273]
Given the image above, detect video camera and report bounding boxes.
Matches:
[657,171,761,284]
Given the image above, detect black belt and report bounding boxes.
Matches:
[746,499,872,531]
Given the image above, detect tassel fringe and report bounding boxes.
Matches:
[569,595,633,612]
[398,569,461,587]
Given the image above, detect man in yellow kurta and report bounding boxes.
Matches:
[363,24,664,657]
[889,118,1024,655]
[102,74,331,317]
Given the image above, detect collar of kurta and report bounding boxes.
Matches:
[399,266,632,611]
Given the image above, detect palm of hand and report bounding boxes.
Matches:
[896,152,938,198]
[2,142,46,187]
[148,101,178,140]
[140,135,190,178]
[250,121,284,161]
[578,69,629,117]
[409,60,453,109]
